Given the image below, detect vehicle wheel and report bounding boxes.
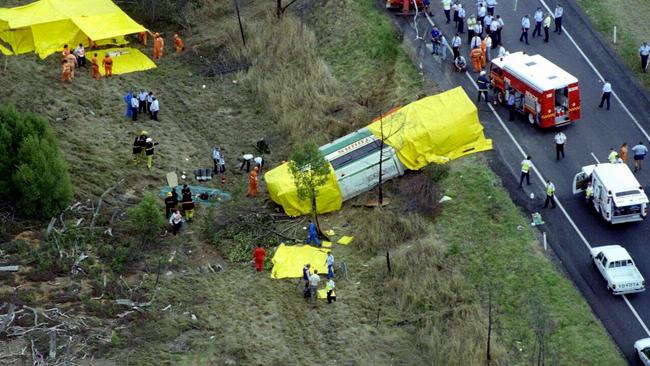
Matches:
[495,90,504,105]
[527,112,536,125]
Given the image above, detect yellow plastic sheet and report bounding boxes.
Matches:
[0,0,146,58]
[0,44,12,55]
[264,162,342,217]
[96,47,156,76]
[366,87,493,170]
[337,236,354,245]
[271,243,328,279]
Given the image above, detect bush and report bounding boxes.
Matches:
[127,193,166,247]
[0,105,73,219]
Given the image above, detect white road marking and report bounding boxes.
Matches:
[591,152,600,163]
[537,0,650,142]
[420,11,650,339]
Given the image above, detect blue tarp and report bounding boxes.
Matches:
[158,185,231,207]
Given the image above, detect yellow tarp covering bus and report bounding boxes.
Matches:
[264,162,342,217]
[271,243,328,279]
[96,48,156,76]
[366,87,493,170]
[0,0,146,58]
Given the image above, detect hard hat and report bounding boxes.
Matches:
[146,137,153,142]
[141,130,147,135]
[480,71,486,76]
[167,192,173,197]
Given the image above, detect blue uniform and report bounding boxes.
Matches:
[124,92,133,118]
[306,222,320,246]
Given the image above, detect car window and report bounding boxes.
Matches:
[626,259,634,266]
[609,261,619,268]
[601,256,608,266]
[596,252,604,261]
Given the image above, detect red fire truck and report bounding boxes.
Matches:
[490,52,581,128]
[386,0,424,11]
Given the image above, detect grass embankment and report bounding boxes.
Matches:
[576,0,650,87]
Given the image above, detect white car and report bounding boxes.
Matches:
[635,338,650,365]
[590,245,645,295]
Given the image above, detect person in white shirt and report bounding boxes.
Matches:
[73,43,86,68]
[169,210,183,235]
[554,4,563,34]
[146,91,154,113]
[240,153,253,172]
[554,131,567,160]
[532,7,543,38]
[451,33,462,59]
[639,41,650,72]
[485,0,496,16]
[130,94,139,121]
[149,97,160,121]
[309,270,320,302]
[496,44,506,58]
[470,34,482,49]
[519,15,530,44]
[457,5,466,34]
[442,0,452,23]
[477,2,486,24]
[253,156,264,172]
[598,81,612,110]
[138,90,147,114]
[212,147,221,173]
[489,19,499,48]
[483,14,493,36]
[494,15,504,46]
[483,34,492,62]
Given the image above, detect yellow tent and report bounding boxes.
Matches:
[264,162,342,217]
[0,0,146,58]
[366,87,493,170]
[271,243,328,279]
[96,47,156,76]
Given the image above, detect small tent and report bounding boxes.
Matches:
[0,0,146,58]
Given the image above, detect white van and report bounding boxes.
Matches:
[572,163,648,224]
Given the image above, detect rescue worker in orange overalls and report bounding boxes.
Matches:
[61,59,72,82]
[65,52,77,79]
[138,31,148,46]
[91,53,100,80]
[246,166,259,197]
[153,33,164,60]
[102,53,113,77]
[62,44,71,57]
[173,34,185,53]
[252,244,266,272]
[470,46,484,72]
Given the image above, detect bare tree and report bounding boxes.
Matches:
[376,111,406,205]
[276,0,301,17]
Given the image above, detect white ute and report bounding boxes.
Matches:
[590,245,645,295]
[635,338,650,366]
[573,163,648,224]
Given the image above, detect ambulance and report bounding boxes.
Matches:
[490,52,581,128]
[572,163,648,224]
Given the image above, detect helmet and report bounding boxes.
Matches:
[146,137,153,143]
[480,71,486,76]
[141,130,147,135]
[167,192,173,197]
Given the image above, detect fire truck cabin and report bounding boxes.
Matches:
[490,52,581,128]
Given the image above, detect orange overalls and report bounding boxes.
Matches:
[173,34,185,53]
[470,47,483,72]
[138,32,148,46]
[102,55,113,77]
[153,35,164,60]
[61,62,72,82]
[480,38,488,67]
[247,167,259,197]
[91,55,100,80]
[65,53,77,79]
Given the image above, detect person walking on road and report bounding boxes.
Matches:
[598,81,612,110]
[452,33,462,59]
[442,0,452,23]
[494,15,504,47]
[543,13,552,43]
[640,42,650,73]
[470,46,483,72]
[440,34,449,60]
[477,71,490,102]
[608,148,619,164]
[543,180,556,209]
[431,26,441,55]
[470,34,482,50]
[486,0,496,16]
[620,142,629,165]
[519,15,530,45]
[519,156,533,187]
[477,2,486,26]
[457,5,466,34]
[507,89,516,121]
[554,4,563,34]
[483,14,493,37]
[482,34,492,64]
[532,7,543,38]
[467,14,477,43]
[633,142,649,172]
[554,131,566,160]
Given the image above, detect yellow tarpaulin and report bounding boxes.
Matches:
[366,87,493,170]
[0,0,146,58]
[0,44,12,55]
[96,47,156,76]
[264,162,342,217]
[271,243,328,279]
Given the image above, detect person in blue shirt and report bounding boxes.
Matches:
[123,91,133,118]
[306,220,321,247]
[430,26,441,55]
[507,89,516,121]
[326,252,335,279]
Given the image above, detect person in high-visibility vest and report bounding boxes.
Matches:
[608,148,619,164]
[543,180,556,208]
[585,182,593,203]
[519,156,532,187]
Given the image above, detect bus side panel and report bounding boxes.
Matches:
[568,83,581,122]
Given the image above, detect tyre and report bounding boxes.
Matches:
[495,90,504,105]
[527,112,536,125]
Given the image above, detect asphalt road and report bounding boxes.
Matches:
[390,0,650,364]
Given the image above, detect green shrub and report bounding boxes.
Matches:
[127,193,166,247]
[0,105,73,219]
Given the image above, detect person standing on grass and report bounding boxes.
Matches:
[144,137,158,170]
[218,152,226,184]
[326,252,335,279]
[169,209,183,235]
[598,81,612,110]
[149,97,160,121]
[309,269,320,303]
[212,147,222,174]
[442,0,452,23]
[91,53,100,80]
[252,244,266,272]
[138,90,147,114]
[532,7,543,38]
[519,14,530,45]
[131,92,139,121]
[554,131,566,160]
[542,13,552,43]
[543,180,556,209]
[123,91,133,118]
[182,191,195,222]
[164,192,177,218]
[620,142,629,165]
[519,156,532,187]
[246,166,259,197]
[302,264,311,287]
[640,42,650,73]
[102,53,113,77]
[632,142,649,172]
[306,220,321,247]
[74,43,86,68]
[146,92,154,116]
[553,4,563,34]
[326,278,336,304]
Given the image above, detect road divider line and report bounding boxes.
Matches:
[623,295,650,336]
[591,152,600,163]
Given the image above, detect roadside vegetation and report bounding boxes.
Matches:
[0,0,625,365]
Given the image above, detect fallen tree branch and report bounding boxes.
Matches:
[90,178,125,233]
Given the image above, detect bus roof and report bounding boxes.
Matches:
[492,52,578,92]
